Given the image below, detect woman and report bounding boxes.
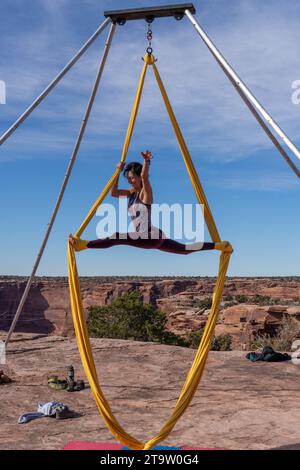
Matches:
[69,151,226,254]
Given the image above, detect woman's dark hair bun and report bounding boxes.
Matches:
[123,162,143,178]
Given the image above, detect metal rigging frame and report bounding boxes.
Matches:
[1,3,299,349]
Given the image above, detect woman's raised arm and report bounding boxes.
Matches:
[110,162,131,198]
[140,151,153,204]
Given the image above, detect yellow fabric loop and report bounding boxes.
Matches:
[75,58,149,239]
[151,61,220,243]
[67,54,233,450]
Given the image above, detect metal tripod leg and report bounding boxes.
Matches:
[0,18,111,146]
[5,22,116,348]
[185,9,300,179]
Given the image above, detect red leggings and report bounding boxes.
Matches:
[87,230,215,255]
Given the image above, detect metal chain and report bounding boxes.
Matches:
[146,20,153,55]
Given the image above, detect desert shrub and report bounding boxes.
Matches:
[212,334,232,351]
[187,330,232,351]
[87,291,187,347]
[223,295,234,302]
[186,329,204,349]
[224,301,237,308]
[252,294,271,306]
[235,295,248,303]
[88,291,235,351]
[195,297,212,311]
[251,315,300,352]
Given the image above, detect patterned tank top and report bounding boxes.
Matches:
[128,192,152,233]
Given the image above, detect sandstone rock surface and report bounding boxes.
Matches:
[0,333,299,450]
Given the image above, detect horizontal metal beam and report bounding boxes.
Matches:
[104,3,196,24]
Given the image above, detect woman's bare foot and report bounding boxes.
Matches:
[215,241,233,253]
[69,234,75,246]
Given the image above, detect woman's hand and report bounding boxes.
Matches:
[141,150,152,161]
[117,162,125,171]
[111,162,130,197]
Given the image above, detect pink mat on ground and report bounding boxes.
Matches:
[63,441,219,451]
[64,442,124,450]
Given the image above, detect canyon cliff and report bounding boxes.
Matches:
[0,276,299,349]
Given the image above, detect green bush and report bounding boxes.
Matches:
[186,330,232,351]
[87,291,234,351]
[224,301,237,308]
[87,291,187,347]
[252,294,271,306]
[195,297,212,310]
[186,329,204,349]
[235,295,249,303]
[223,295,234,302]
[212,334,232,351]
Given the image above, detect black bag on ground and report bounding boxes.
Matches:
[246,346,291,362]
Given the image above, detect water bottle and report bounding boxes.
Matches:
[67,365,75,391]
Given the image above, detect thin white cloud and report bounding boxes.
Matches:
[212,171,299,191]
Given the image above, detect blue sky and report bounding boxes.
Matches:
[0,0,299,276]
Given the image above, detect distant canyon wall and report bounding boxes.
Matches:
[0,276,299,349]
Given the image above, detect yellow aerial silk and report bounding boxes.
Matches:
[68,53,233,450]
